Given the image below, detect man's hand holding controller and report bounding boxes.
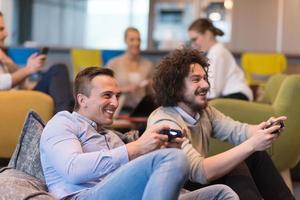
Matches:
[264,116,286,134]
[159,128,183,141]
[159,128,185,149]
[245,116,287,152]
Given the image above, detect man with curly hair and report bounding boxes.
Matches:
[147,47,294,200]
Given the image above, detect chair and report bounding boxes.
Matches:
[0,91,54,158]
[241,53,287,87]
[70,48,102,77]
[209,74,300,191]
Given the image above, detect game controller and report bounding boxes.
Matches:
[160,129,183,141]
[265,119,285,134]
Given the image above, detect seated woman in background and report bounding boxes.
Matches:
[188,18,253,101]
[0,11,73,113]
[106,27,153,114]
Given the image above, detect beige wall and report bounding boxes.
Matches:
[230,0,278,52]
[282,0,300,54]
[229,0,300,55]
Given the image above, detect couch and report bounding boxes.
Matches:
[0,111,55,200]
[208,74,300,191]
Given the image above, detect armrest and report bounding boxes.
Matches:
[0,90,54,158]
[208,98,275,158]
[209,98,275,124]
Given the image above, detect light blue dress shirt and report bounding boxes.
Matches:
[40,111,129,199]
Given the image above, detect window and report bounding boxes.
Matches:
[85,0,149,49]
[30,0,149,49]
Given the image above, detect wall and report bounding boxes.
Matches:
[230,0,278,52]
[282,0,300,54]
[230,0,300,55]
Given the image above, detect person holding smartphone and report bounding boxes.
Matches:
[0,11,73,113]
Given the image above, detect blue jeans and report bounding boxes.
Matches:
[72,148,189,200]
[179,185,239,200]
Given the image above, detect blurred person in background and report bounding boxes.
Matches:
[0,11,73,113]
[188,18,253,101]
[106,27,154,115]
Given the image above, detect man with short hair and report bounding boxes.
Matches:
[40,67,239,200]
[147,47,294,200]
[0,11,73,113]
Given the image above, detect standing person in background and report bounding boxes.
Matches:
[188,18,253,101]
[0,11,73,113]
[106,27,153,114]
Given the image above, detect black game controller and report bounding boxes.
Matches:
[160,129,183,141]
[265,119,285,134]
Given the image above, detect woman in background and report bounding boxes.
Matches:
[188,18,253,101]
[106,27,153,114]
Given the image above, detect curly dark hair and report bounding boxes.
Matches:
[152,47,209,107]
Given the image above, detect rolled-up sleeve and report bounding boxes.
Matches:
[0,73,12,90]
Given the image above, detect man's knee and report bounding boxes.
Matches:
[159,149,189,175]
[246,151,272,166]
[213,184,239,200]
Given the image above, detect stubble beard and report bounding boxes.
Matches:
[182,95,207,114]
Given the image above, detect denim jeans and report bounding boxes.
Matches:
[71,148,189,200]
[180,185,239,200]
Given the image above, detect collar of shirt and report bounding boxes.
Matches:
[174,106,200,127]
[72,111,106,134]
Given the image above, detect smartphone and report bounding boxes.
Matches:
[39,47,49,55]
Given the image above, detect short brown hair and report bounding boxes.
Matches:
[188,18,224,36]
[152,47,210,107]
[0,11,3,16]
[73,67,114,110]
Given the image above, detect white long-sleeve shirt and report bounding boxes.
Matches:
[207,43,253,100]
